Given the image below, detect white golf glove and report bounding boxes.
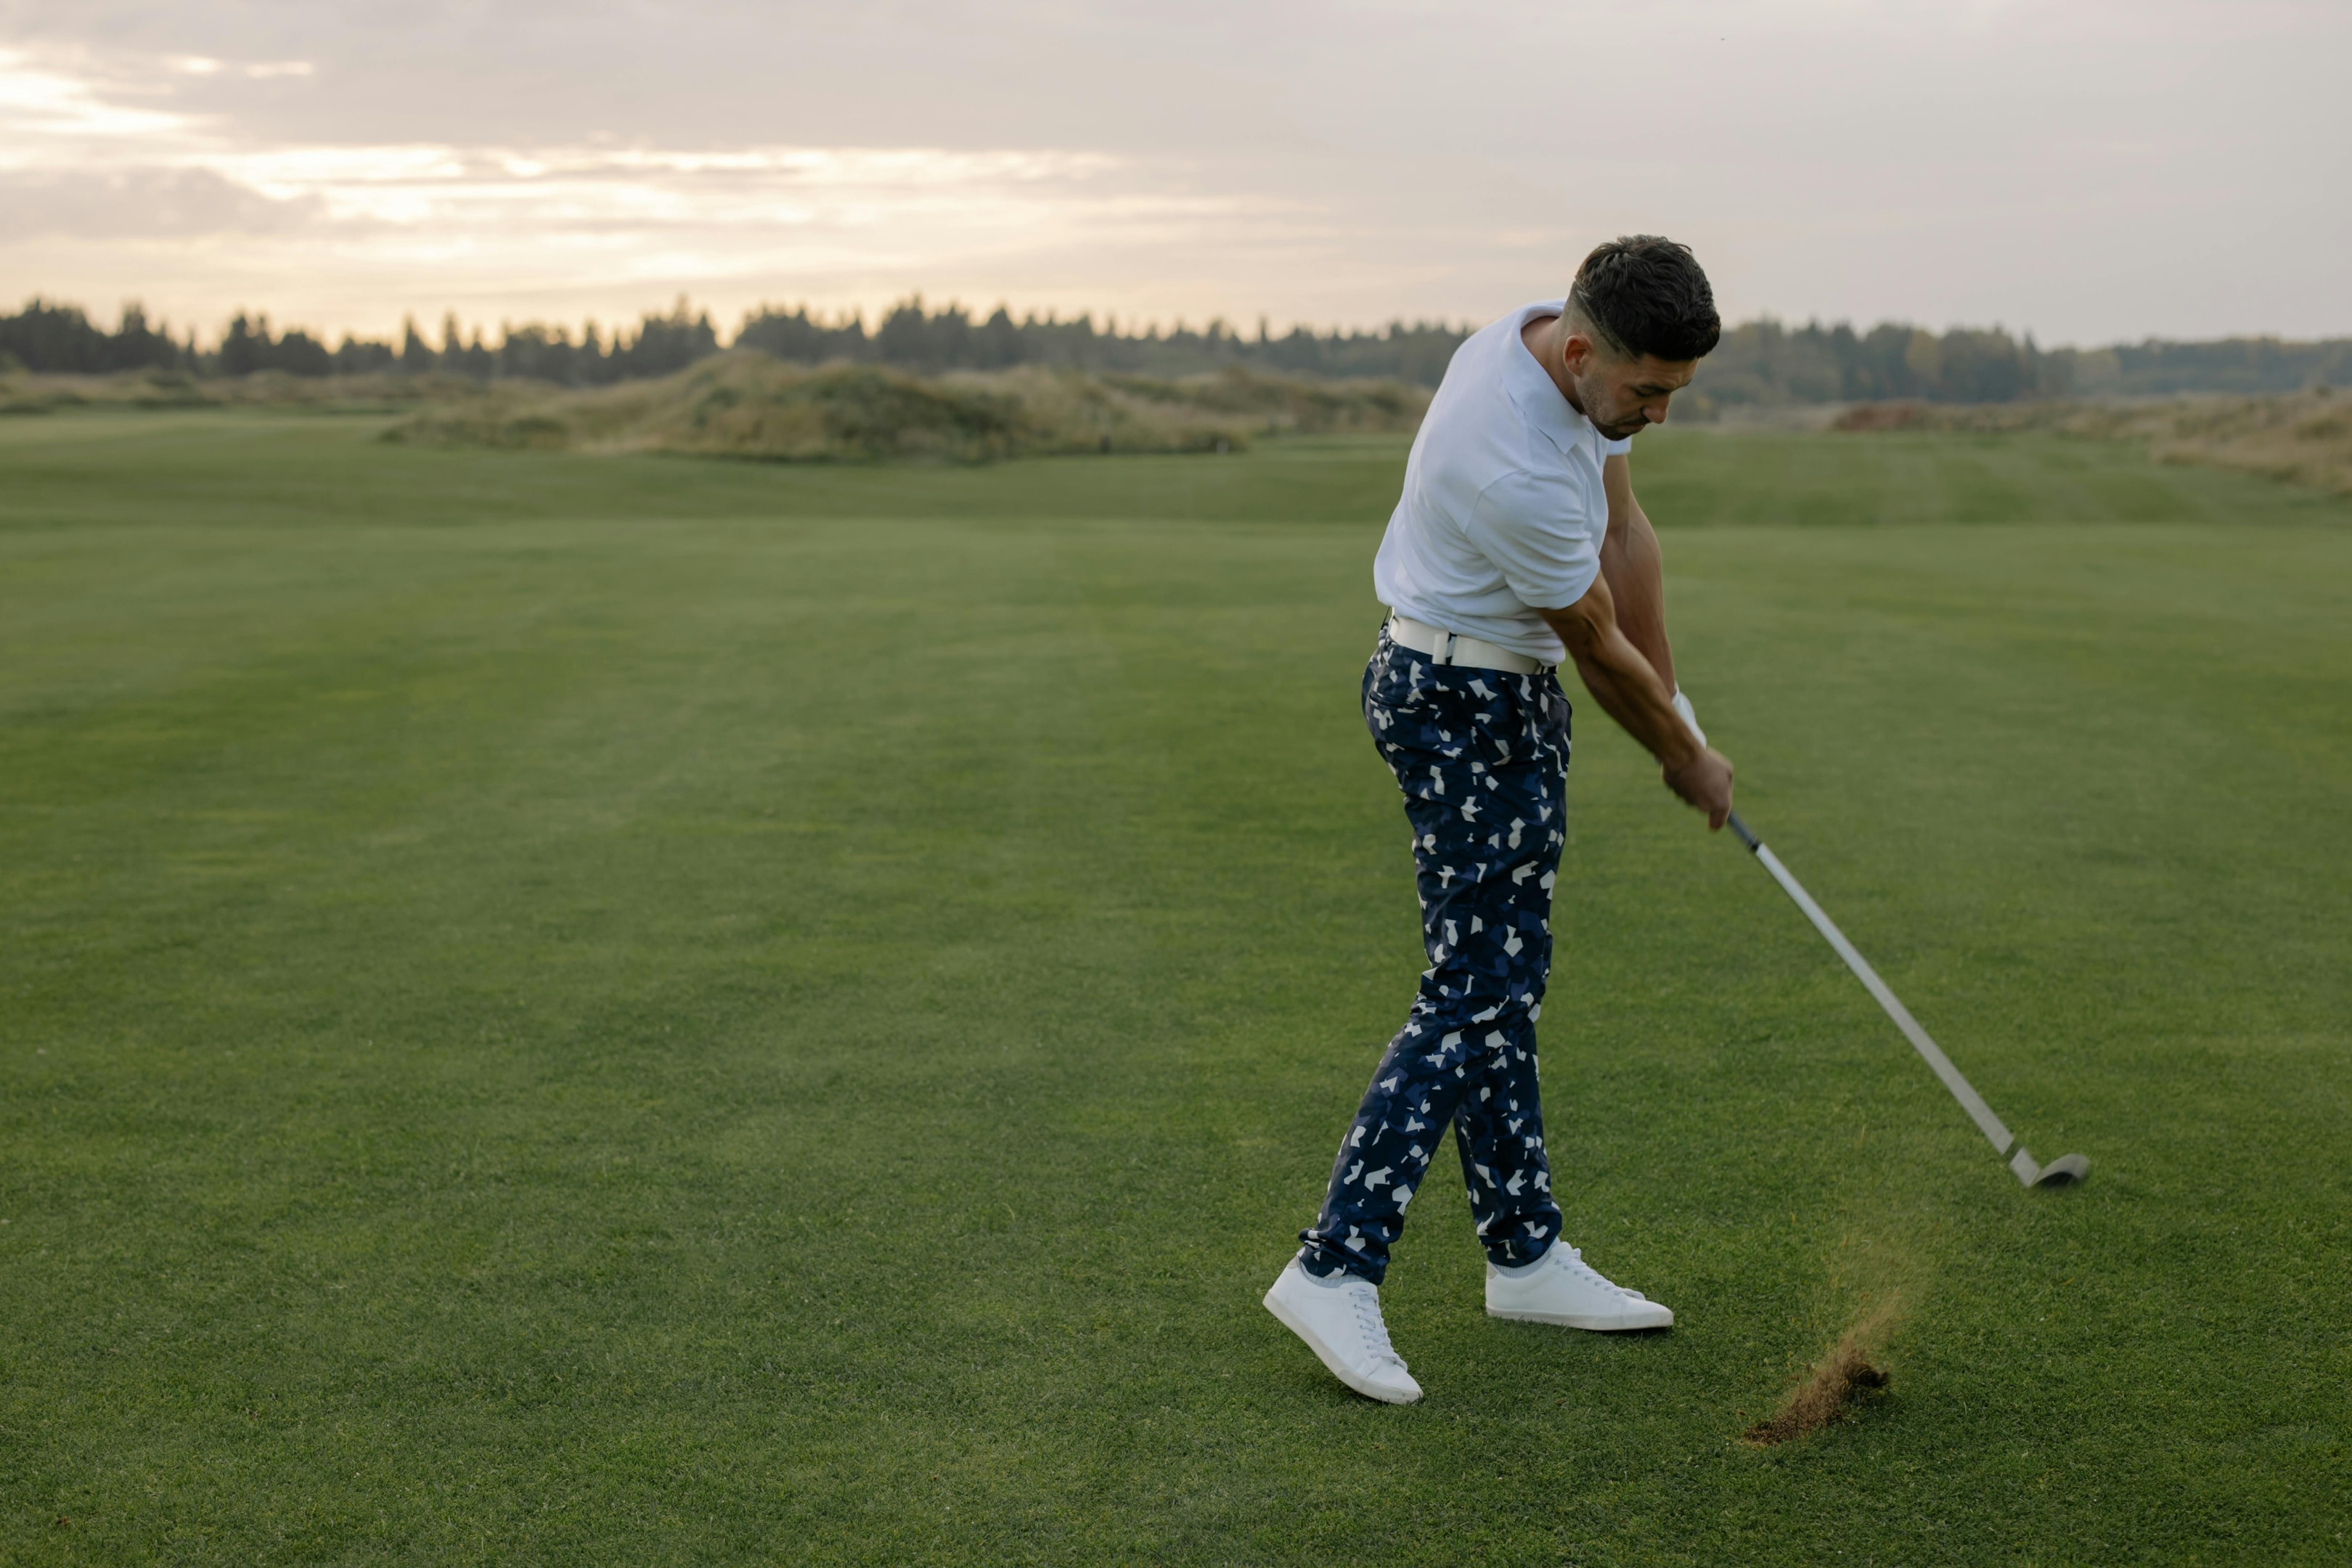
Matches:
[1670,687,1706,748]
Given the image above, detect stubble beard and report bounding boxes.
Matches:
[1569,366,1648,441]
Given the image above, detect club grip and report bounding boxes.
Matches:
[1726,810,1761,852]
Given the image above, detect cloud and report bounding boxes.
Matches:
[0,166,320,241]
[0,46,191,141]
[0,36,1337,335]
[166,56,314,79]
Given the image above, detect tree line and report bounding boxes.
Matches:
[4,293,2345,403]
[0,298,724,385]
[1697,319,2351,404]
[0,296,1466,388]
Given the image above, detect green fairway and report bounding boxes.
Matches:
[3,412,2348,1564]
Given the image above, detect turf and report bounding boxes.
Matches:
[2,414,2347,1564]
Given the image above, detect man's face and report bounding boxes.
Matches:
[1563,335,1697,440]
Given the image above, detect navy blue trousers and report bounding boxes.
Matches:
[1297,632,1571,1285]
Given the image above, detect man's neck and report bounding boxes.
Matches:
[1520,314,1588,417]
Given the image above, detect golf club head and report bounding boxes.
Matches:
[2032,1153,2090,1188]
[2010,1147,2090,1188]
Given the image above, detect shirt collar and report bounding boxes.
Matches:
[1509,298,1602,454]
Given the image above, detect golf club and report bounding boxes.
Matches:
[1725,811,2088,1189]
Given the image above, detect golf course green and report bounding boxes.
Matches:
[3,412,2346,1564]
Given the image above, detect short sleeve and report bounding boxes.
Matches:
[1460,470,1601,612]
[1604,436,1633,457]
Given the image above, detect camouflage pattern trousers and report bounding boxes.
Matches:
[1297,631,1571,1286]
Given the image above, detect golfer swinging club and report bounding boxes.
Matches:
[1265,236,1734,1404]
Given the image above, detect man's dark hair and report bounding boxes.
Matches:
[1569,235,1720,362]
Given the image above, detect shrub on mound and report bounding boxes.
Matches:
[383,354,1428,462]
[650,362,1033,461]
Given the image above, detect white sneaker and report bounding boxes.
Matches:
[1485,1244,1675,1331]
[1262,1259,1424,1405]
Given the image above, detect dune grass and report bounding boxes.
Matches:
[1835,388,2352,496]
[378,355,1432,462]
[1,414,2348,1564]
[0,367,472,416]
[4,358,1430,465]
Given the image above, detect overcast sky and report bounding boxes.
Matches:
[2,1,2344,347]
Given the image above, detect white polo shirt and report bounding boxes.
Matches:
[1372,298,1631,665]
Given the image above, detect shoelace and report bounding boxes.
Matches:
[1553,1245,1646,1301]
[1344,1283,1403,1366]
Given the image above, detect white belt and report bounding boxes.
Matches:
[1385,613,1551,675]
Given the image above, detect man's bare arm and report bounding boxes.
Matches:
[1538,572,1734,829]
[1598,452,1675,693]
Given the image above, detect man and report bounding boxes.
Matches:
[1263,236,1736,1405]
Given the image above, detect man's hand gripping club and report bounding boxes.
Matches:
[1538,574,1735,829]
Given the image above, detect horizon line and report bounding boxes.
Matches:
[9,291,2350,359]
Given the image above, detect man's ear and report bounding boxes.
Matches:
[1560,331,1601,377]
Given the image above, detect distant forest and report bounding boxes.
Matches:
[4,295,2347,406]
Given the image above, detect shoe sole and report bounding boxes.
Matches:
[1486,1304,1675,1331]
[1263,1287,1422,1405]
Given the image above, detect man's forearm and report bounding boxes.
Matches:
[1540,569,1734,828]
[1564,624,1697,771]
[1598,505,1676,693]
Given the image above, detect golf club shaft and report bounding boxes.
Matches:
[1725,812,2016,1157]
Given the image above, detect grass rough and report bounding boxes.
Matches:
[381,354,1432,462]
[4,358,1432,466]
[0,366,482,415]
[1836,388,2352,494]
